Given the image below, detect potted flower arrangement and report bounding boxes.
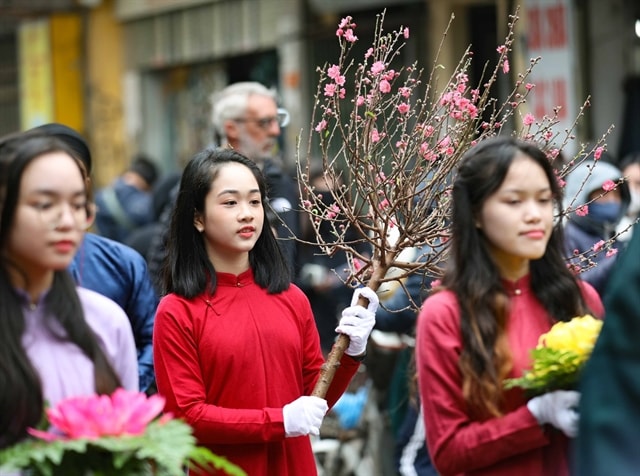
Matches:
[0,388,246,476]
[504,315,603,396]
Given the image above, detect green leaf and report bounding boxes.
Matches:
[188,447,247,476]
[504,347,585,396]
[0,419,246,476]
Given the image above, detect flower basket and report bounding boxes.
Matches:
[0,389,246,476]
[504,314,603,397]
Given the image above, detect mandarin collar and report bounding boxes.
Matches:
[501,274,530,297]
[13,287,50,311]
[216,268,254,287]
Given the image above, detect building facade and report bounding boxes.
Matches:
[0,0,638,185]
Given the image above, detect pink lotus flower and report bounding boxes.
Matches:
[29,388,165,441]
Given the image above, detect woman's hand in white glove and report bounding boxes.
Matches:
[283,396,329,437]
[335,286,379,357]
[527,390,580,438]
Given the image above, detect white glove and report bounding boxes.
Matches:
[283,396,329,437]
[527,390,580,438]
[335,286,379,357]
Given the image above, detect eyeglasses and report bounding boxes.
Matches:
[29,201,91,230]
[233,107,290,130]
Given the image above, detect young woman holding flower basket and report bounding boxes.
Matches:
[415,137,605,476]
[0,133,139,449]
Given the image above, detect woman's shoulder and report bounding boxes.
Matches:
[576,279,605,317]
[82,232,145,261]
[418,289,461,329]
[421,288,458,308]
[283,282,310,300]
[261,282,314,316]
[76,286,131,332]
[157,291,204,311]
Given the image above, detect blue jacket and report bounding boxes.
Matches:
[69,233,158,391]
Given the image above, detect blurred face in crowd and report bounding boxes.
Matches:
[226,94,281,164]
[5,151,88,292]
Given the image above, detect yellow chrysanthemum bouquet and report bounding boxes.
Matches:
[504,315,603,396]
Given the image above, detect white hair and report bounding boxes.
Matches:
[210,82,277,143]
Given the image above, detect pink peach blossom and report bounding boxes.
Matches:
[344,29,358,42]
[338,17,351,29]
[371,61,385,75]
[324,83,337,97]
[594,147,604,160]
[327,65,341,80]
[315,120,328,132]
[397,103,410,114]
[379,79,391,93]
[576,205,588,217]
[523,113,535,126]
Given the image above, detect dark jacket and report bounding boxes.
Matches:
[263,159,300,275]
[575,222,640,475]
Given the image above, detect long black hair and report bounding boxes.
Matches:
[162,147,291,298]
[442,136,592,418]
[0,134,121,448]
